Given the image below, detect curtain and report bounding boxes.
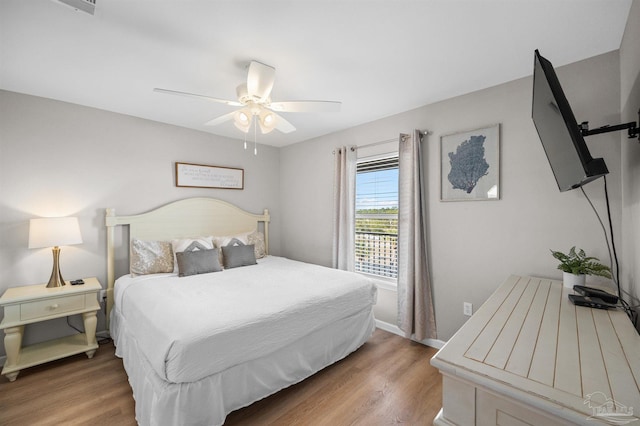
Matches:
[397,130,437,340]
[332,145,357,271]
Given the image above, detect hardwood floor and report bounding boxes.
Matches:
[0,329,442,425]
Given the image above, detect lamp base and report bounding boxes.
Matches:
[46,246,67,288]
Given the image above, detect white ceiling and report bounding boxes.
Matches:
[0,0,632,147]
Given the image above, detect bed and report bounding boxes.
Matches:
[105,198,377,426]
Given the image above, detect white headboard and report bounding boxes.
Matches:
[105,197,270,329]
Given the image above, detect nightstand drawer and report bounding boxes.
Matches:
[20,295,85,321]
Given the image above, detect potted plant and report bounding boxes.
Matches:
[550,246,612,288]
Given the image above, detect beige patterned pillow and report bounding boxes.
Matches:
[130,239,174,277]
[248,231,266,259]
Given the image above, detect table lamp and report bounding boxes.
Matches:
[28,217,83,288]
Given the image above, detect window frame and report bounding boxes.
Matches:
[354,151,399,287]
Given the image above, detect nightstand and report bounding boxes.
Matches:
[0,277,101,382]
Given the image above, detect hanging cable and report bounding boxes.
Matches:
[602,176,621,288]
[66,316,83,334]
[602,177,635,325]
[580,178,636,325]
[579,184,615,284]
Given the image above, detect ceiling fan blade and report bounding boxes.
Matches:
[269,100,341,113]
[273,112,296,134]
[154,88,243,107]
[204,111,237,127]
[246,61,275,102]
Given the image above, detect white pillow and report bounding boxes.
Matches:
[171,236,214,273]
[212,232,250,248]
[213,231,266,260]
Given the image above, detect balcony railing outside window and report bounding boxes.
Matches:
[355,214,398,278]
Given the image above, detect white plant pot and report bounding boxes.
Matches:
[563,272,586,289]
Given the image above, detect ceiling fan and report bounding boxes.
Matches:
[153,60,341,135]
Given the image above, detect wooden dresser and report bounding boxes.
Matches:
[431,275,640,425]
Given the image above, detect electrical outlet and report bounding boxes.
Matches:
[99,289,107,300]
[463,302,473,316]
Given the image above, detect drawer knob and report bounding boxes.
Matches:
[50,304,59,310]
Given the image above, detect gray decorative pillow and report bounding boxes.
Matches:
[176,248,222,277]
[221,244,257,269]
[171,236,214,273]
[130,239,174,277]
[248,231,266,259]
[213,235,246,265]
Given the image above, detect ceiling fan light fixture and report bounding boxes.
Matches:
[258,109,275,134]
[233,108,251,133]
[259,124,275,134]
[234,120,251,133]
[238,111,249,123]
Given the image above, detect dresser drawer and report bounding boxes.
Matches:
[20,295,85,321]
[477,388,569,426]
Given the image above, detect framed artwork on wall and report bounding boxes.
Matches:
[175,162,244,190]
[440,124,500,201]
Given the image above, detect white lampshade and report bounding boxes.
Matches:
[29,217,83,249]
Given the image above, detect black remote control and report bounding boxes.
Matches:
[568,294,616,310]
[573,285,618,304]
[70,279,85,285]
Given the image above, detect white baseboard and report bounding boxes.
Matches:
[375,319,446,349]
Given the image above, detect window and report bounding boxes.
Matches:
[355,154,399,279]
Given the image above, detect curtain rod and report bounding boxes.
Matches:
[331,138,396,154]
[358,130,431,149]
[356,137,398,149]
[332,130,431,154]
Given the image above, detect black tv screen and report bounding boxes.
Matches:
[531,49,608,192]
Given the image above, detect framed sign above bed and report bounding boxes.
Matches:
[176,162,244,190]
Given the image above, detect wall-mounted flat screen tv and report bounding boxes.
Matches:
[532,49,608,192]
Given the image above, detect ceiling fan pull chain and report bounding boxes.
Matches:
[254,118,258,155]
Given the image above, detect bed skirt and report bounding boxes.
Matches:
[111,307,376,426]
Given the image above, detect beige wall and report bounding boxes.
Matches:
[0,91,282,354]
[280,51,623,341]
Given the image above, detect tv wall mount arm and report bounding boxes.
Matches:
[579,109,640,142]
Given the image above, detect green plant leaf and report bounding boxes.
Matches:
[550,247,611,278]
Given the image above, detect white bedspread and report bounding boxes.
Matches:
[114,256,377,384]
